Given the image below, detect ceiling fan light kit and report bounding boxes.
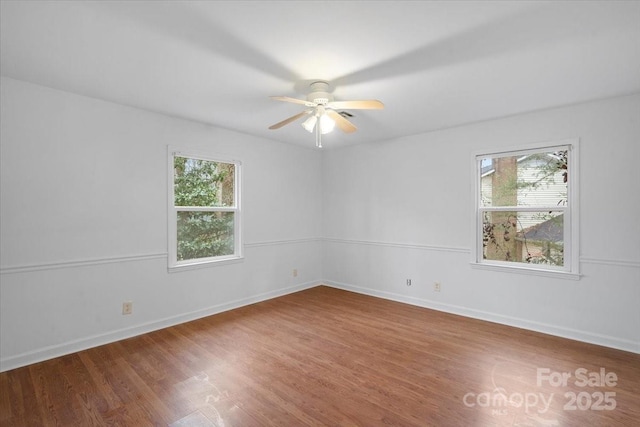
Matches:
[318,112,336,134]
[301,115,317,133]
[269,81,384,148]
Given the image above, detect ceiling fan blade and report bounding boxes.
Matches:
[268,110,310,130]
[327,100,384,110]
[326,109,357,133]
[270,96,313,106]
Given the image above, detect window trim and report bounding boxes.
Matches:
[167,147,243,271]
[471,139,580,279]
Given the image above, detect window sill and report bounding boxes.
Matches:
[168,255,244,273]
[470,262,581,280]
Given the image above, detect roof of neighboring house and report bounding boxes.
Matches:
[521,214,564,243]
[480,155,531,178]
[481,163,494,176]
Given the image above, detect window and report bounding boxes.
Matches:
[168,149,241,269]
[473,140,579,278]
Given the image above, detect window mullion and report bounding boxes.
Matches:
[479,206,568,213]
[174,206,237,212]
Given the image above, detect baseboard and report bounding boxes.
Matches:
[3,278,636,372]
[0,280,321,372]
[322,281,640,355]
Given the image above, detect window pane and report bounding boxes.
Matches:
[174,157,235,207]
[480,150,568,207]
[176,211,234,261]
[483,211,564,266]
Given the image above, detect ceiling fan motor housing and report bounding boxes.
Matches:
[307,81,333,105]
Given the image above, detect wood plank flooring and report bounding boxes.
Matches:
[1,286,639,426]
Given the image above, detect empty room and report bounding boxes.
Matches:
[1,1,639,426]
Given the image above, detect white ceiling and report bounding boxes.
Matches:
[2,1,639,149]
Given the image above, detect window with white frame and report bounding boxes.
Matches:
[473,141,579,277]
[168,149,241,269]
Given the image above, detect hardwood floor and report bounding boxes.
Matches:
[1,286,639,426]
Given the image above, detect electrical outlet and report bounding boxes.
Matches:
[122,301,133,315]
[293,269,298,277]
[434,282,441,292]
[406,279,412,286]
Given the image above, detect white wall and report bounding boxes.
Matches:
[322,93,640,353]
[0,77,323,371]
[2,77,638,373]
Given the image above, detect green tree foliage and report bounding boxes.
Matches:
[174,157,235,261]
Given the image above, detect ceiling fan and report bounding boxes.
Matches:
[268,81,383,148]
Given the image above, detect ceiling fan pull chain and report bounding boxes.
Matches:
[316,119,322,148]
